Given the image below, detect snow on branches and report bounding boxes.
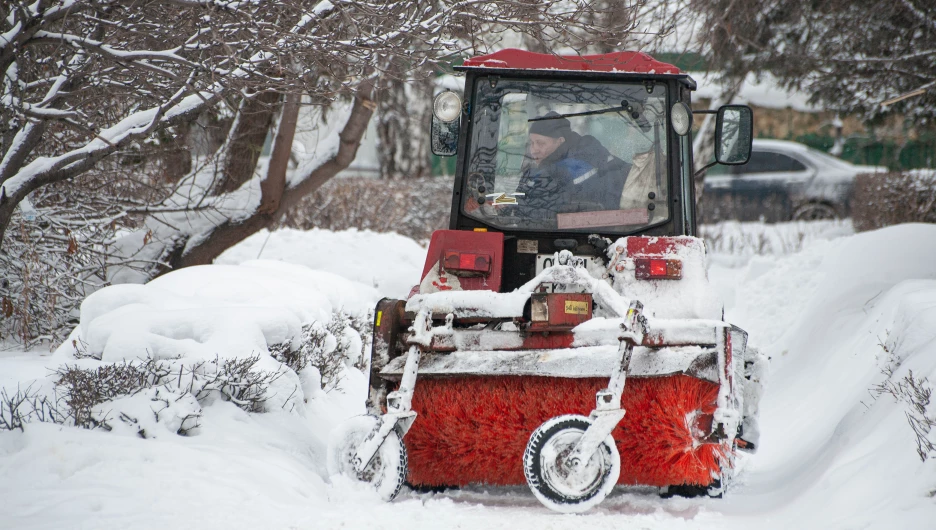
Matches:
[0,0,646,240]
[0,0,665,346]
[693,0,936,121]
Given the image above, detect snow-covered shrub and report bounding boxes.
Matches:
[270,323,330,378]
[269,312,371,392]
[93,386,202,438]
[700,220,852,259]
[0,260,378,437]
[285,177,451,242]
[55,358,173,429]
[0,165,171,349]
[0,385,64,431]
[0,209,112,349]
[192,354,290,413]
[874,368,936,462]
[345,312,373,373]
[8,353,292,436]
[852,170,936,232]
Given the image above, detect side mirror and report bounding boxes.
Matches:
[715,105,753,165]
[430,91,462,157]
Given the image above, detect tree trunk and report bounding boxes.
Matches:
[377,66,431,179]
[259,91,301,215]
[157,121,193,183]
[160,81,376,271]
[213,91,281,195]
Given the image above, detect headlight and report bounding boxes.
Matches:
[671,102,692,136]
[433,91,462,123]
[530,293,549,322]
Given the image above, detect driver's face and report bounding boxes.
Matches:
[528,133,565,165]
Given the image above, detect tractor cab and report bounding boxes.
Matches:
[429,49,752,292]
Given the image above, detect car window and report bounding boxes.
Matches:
[741,151,808,174]
[807,148,855,170]
[705,163,732,176]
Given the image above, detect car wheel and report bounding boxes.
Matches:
[792,202,837,221]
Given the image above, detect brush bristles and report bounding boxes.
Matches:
[404,375,726,487]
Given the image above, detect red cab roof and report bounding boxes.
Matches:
[461,49,680,75]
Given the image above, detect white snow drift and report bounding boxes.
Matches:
[1,224,935,529]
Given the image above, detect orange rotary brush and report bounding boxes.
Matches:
[404,375,726,488]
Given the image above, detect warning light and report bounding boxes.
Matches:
[443,250,491,276]
[634,257,682,280]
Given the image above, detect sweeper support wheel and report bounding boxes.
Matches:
[327,415,408,501]
[523,415,621,513]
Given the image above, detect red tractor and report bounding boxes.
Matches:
[327,49,764,512]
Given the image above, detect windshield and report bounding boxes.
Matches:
[462,78,669,233]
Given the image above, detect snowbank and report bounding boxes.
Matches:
[0,229,428,529]
[2,223,936,529]
[74,261,375,362]
[216,228,426,299]
[715,223,936,528]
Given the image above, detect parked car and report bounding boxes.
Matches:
[701,139,885,223]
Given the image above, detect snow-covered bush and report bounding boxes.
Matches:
[0,354,293,436]
[285,177,451,243]
[699,219,853,260]
[269,311,371,392]
[0,385,63,431]
[874,368,936,462]
[872,334,936,462]
[55,358,175,429]
[852,170,936,232]
[1,260,379,438]
[0,190,123,349]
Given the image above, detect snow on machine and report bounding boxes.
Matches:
[327,49,765,512]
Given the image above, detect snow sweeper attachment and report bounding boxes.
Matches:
[326,48,764,512]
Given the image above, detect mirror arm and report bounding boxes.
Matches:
[693,160,720,180]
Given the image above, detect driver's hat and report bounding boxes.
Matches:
[529,112,572,139]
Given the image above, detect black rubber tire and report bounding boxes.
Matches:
[523,415,620,513]
[327,415,408,501]
[792,202,838,221]
[660,479,723,499]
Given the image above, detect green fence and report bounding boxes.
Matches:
[791,132,936,171]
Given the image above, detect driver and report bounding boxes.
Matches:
[518,112,629,217]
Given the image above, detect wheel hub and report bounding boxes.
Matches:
[540,429,607,499]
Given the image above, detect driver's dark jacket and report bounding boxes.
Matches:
[516,133,630,220]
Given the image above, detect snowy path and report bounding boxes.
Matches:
[2,224,935,529]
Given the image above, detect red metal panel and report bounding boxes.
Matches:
[421,230,504,292]
[462,49,680,74]
[529,293,593,330]
[625,236,698,257]
[521,332,575,349]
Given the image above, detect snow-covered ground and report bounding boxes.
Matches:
[2,223,935,529]
[215,227,426,300]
